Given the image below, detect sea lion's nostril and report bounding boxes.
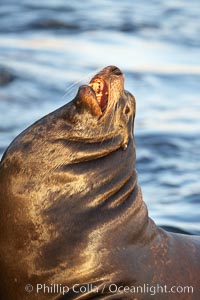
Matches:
[110,66,122,76]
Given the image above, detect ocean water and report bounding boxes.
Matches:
[0,0,199,234]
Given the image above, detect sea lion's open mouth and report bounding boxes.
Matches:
[89,78,108,112]
[76,66,124,118]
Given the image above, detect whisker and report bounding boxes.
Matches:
[62,66,104,100]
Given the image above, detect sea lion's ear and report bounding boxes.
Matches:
[74,85,102,118]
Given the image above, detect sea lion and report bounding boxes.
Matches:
[0,66,199,300]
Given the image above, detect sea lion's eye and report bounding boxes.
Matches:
[124,105,130,115]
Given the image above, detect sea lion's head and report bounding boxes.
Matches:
[0,66,139,297]
[72,65,135,147]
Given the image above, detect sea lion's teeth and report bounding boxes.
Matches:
[89,79,104,94]
[89,78,108,111]
[89,82,102,94]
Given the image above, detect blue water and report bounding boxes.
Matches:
[0,0,200,234]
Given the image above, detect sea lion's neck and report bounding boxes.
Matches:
[61,150,158,285]
[71,135,157,248]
